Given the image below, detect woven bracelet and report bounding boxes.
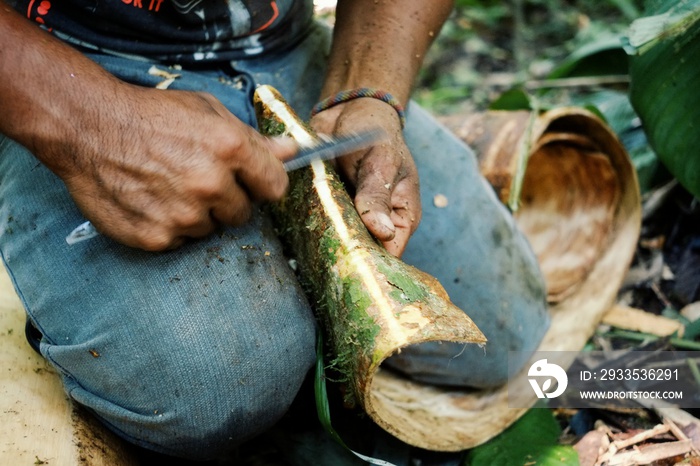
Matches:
[311,88,406,128]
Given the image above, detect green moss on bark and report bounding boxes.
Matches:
[377,261,429,304]
[255,101,287,136]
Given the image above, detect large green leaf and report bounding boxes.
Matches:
[626,0,700,199]
[465,408,579,466]
[625,0,700,54]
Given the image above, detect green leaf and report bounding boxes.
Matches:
[489,88,532,111]
[314,333,398,466]
[684,318,700,340]
[628,1,700,199]
[582,104,607,123]
[624,1,700,55]
[610,0,641,21]
[465,408,579,466]
[586,92,637,134]
[548,34,628,79]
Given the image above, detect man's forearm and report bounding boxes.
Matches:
[310,1,452,257]
[320,0,454,106]
[0,4,121,174]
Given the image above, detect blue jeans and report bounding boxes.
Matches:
[0,22,548,460]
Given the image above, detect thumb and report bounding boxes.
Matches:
[234,130,294,201]
[354,173,396,242]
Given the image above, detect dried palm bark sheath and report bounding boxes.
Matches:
[254,85,486,447]
[406,107,639,449]
[446,109,631,303]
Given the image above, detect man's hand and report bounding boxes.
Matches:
[312,0,452,256]
[50,86,296,251]
[311,97,421,257]
[0,7,295,251]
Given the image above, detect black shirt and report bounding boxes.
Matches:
[12,0,314,62]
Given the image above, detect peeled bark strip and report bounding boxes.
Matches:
[415,107,639,449]
[254,85,486,448]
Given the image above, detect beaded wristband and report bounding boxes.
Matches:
[310,88,406,128]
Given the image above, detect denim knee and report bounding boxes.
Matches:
[387,105,549,389]
[54,310,316,461]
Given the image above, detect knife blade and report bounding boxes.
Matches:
[65,128,386,245]
[282,127,386,172]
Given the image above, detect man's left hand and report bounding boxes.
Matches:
[311,97,421,257]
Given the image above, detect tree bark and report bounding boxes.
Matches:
[254,85,485,437]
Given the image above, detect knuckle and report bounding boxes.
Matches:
[185,173,227,200]
[212,196,252,227]
[218,126,250,162]
[356,192,391,211]
[136,229,174,251]
[267,171,289,200]
[229,203,252,226]
[173,207,203,229]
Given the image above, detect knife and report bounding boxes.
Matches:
[65,128,386,245]
[283,127,386,171]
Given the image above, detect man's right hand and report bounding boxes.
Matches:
[54,86,296,251]
[0,7,295,251]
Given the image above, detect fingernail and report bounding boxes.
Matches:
[377,212,395,234]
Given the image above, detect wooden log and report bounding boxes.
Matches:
[254,85,486,450]
[0,267,138,465]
